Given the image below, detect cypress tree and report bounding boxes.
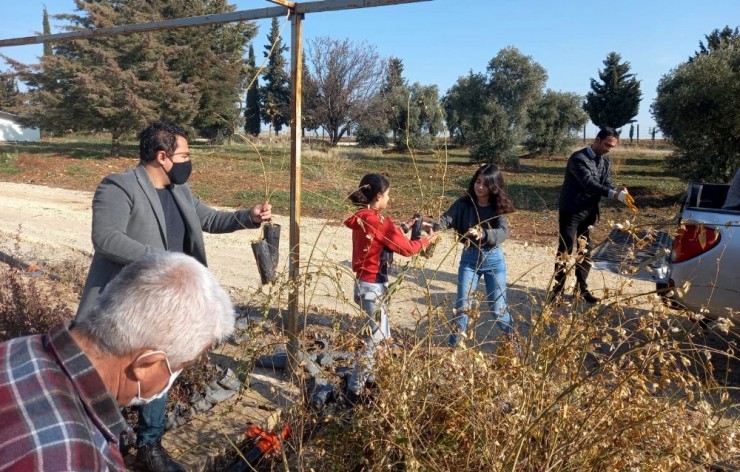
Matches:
[583,52,642,131]
[42,6,52,57]
[244,44,261,137]
[260,17,290,135]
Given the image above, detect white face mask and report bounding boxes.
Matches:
[124,351,182,407]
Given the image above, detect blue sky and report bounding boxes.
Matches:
[1,0,738,137]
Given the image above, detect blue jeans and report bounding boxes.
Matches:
[136,394,167,447]
[449,246,513,346]
[348,280,390,394]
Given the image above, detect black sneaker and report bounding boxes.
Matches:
[579,291,601,304]
[135,441,186,472]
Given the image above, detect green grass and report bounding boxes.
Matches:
[0,152,22,175]
[0,136,686,227]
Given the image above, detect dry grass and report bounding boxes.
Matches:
[0,264,73,342]
[278,271,739,471]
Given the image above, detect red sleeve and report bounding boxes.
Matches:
[375,216,428,257]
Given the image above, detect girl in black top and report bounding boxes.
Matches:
[433,164,516,347]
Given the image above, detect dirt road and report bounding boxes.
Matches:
[0,181,655,331]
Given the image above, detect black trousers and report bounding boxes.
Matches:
[553,208,598,294]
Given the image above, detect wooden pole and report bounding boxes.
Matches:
[287,10,304,373]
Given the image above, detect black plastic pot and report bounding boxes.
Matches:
[263,222,281,269]
[251,239,276,285]
[410,213,435,258]
[410,213,424,240]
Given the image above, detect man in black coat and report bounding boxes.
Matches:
[550,127,630,304]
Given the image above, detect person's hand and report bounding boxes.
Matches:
[612,186,627,201]
[427,231,441,245]
[465,226,483,241]
[615,188,637,212]
[250,202,272,224]
[421,221,434,232]
[400,216,417,233]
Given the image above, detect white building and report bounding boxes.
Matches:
[0,111,40,142]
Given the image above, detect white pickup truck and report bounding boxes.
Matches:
[592,180,739,324]
[657,182,740,323]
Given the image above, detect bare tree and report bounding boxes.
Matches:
[305,36,383,146]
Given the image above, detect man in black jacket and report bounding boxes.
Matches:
[550,127,630,304]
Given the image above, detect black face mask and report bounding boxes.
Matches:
[166,159,192,185]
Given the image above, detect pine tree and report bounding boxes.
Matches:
[381,57,408,143]
[583,52,642,131]
[48,0,199,155]
[9,0,254,154]
[382,58,406,93]
[42,6,52,57]
[159,0,254,143]
[244,44,261,137]
[0,72,20,110]
[302,54,321,135]
[260,17,290,135]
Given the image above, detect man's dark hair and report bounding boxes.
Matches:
[596,127,619,140]
[139,120,189,162]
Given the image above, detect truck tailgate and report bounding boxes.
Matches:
[591,228,672,282]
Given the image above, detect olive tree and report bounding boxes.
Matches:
[445,47,547,165]
[524,90,588,156]
[651,34,740,182]
[443,71,487,147]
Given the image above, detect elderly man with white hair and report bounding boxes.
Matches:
[0,252,236,471]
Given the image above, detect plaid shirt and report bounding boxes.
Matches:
[0,322,130,471]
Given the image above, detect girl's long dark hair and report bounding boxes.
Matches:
[348,173,390,207]
[466,164,515,215]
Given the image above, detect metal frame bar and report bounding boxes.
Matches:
[0,0,430,48]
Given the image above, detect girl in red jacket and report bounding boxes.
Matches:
[344,173,438,399]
